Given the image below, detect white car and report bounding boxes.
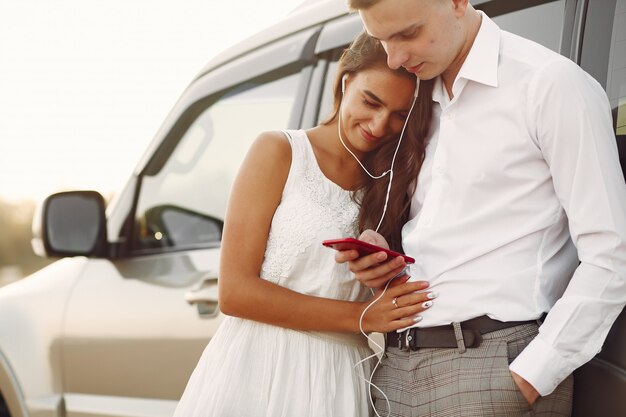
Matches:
[0,1,624,417]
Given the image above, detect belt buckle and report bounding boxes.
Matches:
[400,329,415,351]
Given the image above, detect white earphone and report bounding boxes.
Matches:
[339,73,420,417]
[337,72,420,231]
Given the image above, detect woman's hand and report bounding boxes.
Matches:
[336,229,410,289]
[358,276,435,333]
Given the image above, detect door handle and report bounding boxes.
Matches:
[185,272,219,317]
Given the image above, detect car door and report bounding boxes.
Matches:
[58,27,319,417]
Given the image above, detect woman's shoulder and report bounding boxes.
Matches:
[245,130,291,162]
[249,130,293,159]
[232,131,294,198]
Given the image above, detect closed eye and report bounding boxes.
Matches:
[400,30,417,40]
[398,25,420,41]
[395,111,409,121]
[363,90,384,107]
[363,99,379,108]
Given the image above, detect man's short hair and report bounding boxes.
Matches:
[347,0,380,11]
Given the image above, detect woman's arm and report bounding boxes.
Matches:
[218,131,431,333]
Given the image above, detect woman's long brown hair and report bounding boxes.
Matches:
[322,32,434,252]
[357,81,433,252]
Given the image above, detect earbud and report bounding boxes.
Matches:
[414,77,420,97]
[341,74,348,94]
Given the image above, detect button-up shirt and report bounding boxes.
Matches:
[402,12,626,396]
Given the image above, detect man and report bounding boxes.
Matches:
[338,0,626,416]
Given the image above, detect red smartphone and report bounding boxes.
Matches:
[322,237,415,264]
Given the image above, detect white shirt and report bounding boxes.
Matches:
[402,12,626,396]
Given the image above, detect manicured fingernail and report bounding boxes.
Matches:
[427,292,438,299]
[413,316,423,323]
[422,301,433,308]
[376,252,387,261]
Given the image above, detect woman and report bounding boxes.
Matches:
[173,33,434,417]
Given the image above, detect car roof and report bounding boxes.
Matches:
[194,0,350,79]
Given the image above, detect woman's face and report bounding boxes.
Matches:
[339,66,416,157]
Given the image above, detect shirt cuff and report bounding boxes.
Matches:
[509,336,573,396]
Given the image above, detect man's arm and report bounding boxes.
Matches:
[510,58,626,396]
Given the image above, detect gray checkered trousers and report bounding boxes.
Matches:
[372,323,573,417]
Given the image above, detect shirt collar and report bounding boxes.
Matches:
[432,11,501,104]
[457,11,500,88]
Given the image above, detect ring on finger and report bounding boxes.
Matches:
[392,297,399,308]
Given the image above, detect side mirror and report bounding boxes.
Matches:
[32,191,107,258]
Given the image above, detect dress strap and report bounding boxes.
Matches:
[281,129,310,164]
[280,130,310,197]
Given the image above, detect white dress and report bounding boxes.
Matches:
[173,130,374,417]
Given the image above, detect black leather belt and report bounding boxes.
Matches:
[386,315,541,350]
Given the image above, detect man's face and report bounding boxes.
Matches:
[359,0,467,81]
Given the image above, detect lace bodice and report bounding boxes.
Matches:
[260,130,369,302]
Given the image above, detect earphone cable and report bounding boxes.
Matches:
[353,279,395,417]
[337,93,418,232]
[337,115,390,180]
[341,78,419,416]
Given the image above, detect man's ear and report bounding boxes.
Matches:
[451,0,470,17]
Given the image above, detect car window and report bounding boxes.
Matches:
[317,56,341,125]
[490,0,566,53]
[607,1,626,140]
[610,0,626,178]
[131,70,302,253]
[315,1,567,126]
[582,0,626,178]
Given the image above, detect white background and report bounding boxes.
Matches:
[0,0,308,202]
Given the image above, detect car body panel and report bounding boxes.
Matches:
[0,259,89,417]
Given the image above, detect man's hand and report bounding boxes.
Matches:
[335,230,409,288]
[511,371,540,406]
